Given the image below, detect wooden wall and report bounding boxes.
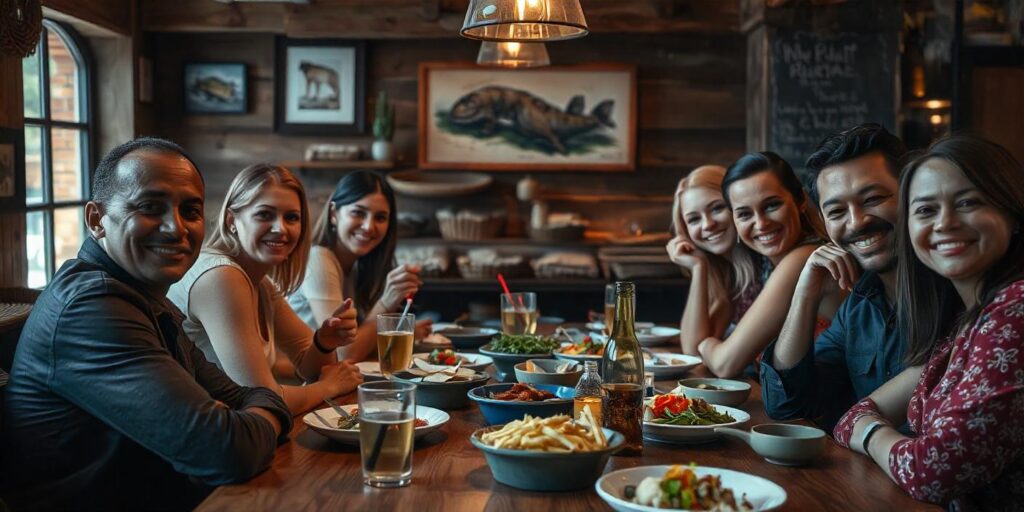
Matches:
[970,67,1024,164]
[149,32,747,233]
[0,55,27,286]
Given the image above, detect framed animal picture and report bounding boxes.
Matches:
[418,62,636,171]
[274,37,366,135]
[0,127,25,211]
[183,62,247,114]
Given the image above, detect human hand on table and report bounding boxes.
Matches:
[414,318,433,341]
[319,360,363,397]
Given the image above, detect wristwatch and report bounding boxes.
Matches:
[860,419,887,455]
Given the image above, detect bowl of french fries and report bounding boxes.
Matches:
[514,359,583,387]
[469,413,623,491]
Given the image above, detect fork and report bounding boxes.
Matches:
[323,396,354,420]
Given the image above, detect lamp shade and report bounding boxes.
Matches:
[461,0,588,42]
[477,41,550,68]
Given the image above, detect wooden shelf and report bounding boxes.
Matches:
[397,235,671,248]
[279,160,394,170]
[420,277,687,292]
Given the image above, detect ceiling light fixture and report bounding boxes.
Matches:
[461,0,588,42]
[476,41,550,68]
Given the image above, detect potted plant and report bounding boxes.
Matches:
[371,89,395,161]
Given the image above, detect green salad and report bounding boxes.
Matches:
[486,334,560,354]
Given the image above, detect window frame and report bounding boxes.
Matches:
[23,19,95,284]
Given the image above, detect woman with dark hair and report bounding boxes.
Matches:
[695,151,845,377]
[288,170,431,363]
[167,164,362,415]
[833,135,1024,510]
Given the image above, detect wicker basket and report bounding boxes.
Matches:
[456,250,530,279]
[437,210,505,240]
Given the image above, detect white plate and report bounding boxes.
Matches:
[303,404,450,445]
[411,352,493,371]
[636,326,681,347]
[643,404,750,444]
[596,465,787,512]
[587,321,655,332]
[643,353,701,379]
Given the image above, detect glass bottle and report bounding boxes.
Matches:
[601,281,644,456]
[574,361,604,425]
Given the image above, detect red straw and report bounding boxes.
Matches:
[497,273,514,303]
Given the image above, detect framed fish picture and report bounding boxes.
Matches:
[418,62,636,171]
[274,37,366,135]
[183,62,247,114]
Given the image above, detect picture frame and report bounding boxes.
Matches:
[274,37,366,135]
[0,127,26,212]
[183,62,246,114]
[418,62,636,172]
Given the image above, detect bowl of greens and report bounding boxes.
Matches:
[478,334,560,382]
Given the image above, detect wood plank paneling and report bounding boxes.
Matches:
[0,54,27,286]
[44,0,134,36]
[141,0,741,36]
[971,67,1024,164]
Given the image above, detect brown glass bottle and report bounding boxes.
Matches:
[600,281,644,456]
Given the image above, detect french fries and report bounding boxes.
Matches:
[479,414,607,452]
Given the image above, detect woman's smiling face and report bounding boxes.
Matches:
[231,184,303,268]
[680,186,736,256]
[727,171,805,261]
[334,191,390,257]
[908,158,1014,288]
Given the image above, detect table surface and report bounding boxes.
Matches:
[198,342,940,512]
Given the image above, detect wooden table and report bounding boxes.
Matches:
[199,366,939,511]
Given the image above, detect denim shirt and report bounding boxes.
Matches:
[1,238,292,511]
[760,271,906,431]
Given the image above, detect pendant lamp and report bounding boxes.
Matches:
[461,0,588,42]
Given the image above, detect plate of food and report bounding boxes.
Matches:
[303,404,450,445]
[412,350,493,372]
[468,382,575,425]
[636,326,681,347]
[355,361,387,381]
[595,464,786,511]
[432,326,500,350]
[643,352,701,379]
[479,334,561,382]
[553,334,605,363]
[643,392,750,444]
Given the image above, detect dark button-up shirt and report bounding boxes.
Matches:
[1,238,292,511]
[759,271,905,431]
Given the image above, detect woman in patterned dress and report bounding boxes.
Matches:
[834,135,1024,510]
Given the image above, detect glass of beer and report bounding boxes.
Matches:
[500,292,537,335]
[358,380,417,487]
[603,284,616,334]
[377,313,415,378]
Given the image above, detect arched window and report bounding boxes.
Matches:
[22,20,92,288]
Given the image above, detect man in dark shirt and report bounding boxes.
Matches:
[1,138,292,511]
[761,124,908,430]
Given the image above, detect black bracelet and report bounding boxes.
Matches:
[312,331,333,354]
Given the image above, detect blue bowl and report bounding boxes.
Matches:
[467,383,575,425]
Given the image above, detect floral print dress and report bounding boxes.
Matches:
[834,280,1024,511]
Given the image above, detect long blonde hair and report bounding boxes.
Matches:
[205,164,311,295]
[672,165,757,302]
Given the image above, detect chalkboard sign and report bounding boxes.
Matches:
[769,30,897,172]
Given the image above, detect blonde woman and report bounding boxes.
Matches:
[666,165,758,355]
[168,164,362,415]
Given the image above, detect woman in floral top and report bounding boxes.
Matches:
[834,135,1024,510]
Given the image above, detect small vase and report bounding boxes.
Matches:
[371,140,393,161]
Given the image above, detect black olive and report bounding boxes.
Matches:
[623,485,636,499]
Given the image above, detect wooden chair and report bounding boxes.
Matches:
[0,287,40,373]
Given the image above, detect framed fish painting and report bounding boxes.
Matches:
[418,62,636,171]
[183,62,247,114]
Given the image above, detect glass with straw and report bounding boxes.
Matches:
[377,305,415,379]
[358,380,417,487]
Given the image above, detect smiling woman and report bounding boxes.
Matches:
[166,164,364,416]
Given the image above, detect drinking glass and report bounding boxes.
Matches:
[603,284,616,332]
[500,292,537,335]
[377,313,415,378]
[358,381,417,487]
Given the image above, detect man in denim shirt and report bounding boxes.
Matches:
[1,138,293,511]
[761,124,908,431]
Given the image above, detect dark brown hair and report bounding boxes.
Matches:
[897,135,1024,366]
[722,151,826,240]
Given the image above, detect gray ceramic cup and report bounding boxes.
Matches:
[715,423,825,466]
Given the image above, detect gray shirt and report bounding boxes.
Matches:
[0,238,292,511]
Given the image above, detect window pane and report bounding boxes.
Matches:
[22,40,42,119]
[54,207,84,271]
[48,30,80,123]
[26,211,48,288]
[25,125,44,205]
[52,128,83,202]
